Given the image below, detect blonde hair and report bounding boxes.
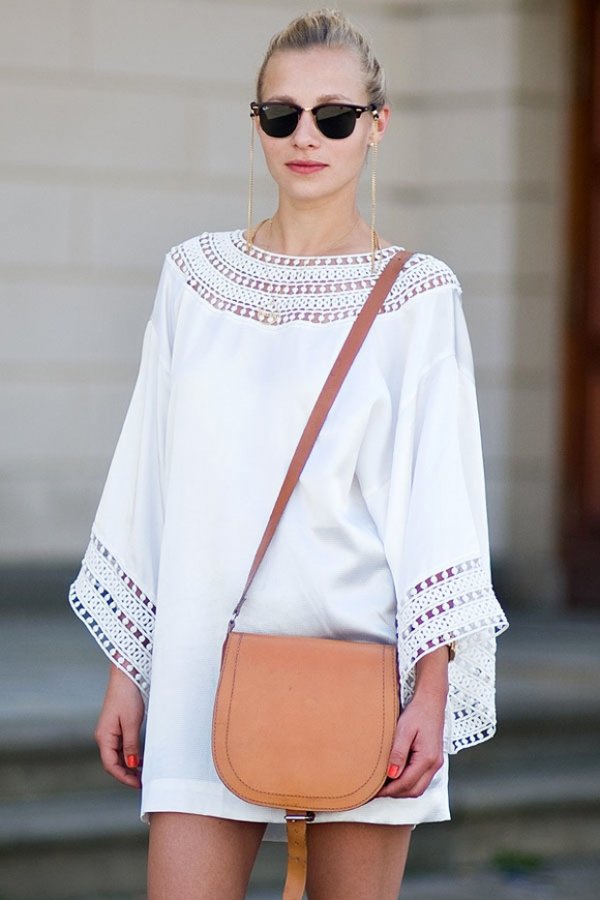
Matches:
[255,8,386,108]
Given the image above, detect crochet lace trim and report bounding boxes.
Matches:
[397,557,508,753]
[69,533,155,700]
[168,230,459,326]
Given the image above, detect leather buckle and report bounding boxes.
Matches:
[285,812,315,822]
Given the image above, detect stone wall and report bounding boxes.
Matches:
[0,0,571,608]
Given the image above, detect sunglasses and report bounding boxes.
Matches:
[251,101,378,140]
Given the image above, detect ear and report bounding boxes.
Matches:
[370,105,391,145]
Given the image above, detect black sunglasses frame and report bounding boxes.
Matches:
[250,101,378,139]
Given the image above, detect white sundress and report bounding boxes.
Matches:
[69,230,509,839]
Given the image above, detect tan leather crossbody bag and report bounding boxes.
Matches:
[212,250,413,899]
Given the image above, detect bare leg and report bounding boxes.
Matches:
[306,822,412,900]
[147,812,267,900]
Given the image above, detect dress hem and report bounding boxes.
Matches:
[140,758,450,841]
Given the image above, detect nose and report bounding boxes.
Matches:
[293,109,321,147]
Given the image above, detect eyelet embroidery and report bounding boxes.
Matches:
[397,557,508,753]
[69,532,156,701]
[168,231,459,326]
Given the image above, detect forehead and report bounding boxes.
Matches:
[261,46,366,102]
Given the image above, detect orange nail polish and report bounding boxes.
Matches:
[126,754,139,768]
[387,764,400,778]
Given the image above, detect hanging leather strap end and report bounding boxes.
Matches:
[283,811,314,900]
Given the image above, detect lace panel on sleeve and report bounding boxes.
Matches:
[69,532,156,701]
[397,557,508,753]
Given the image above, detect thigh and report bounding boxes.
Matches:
[306,821,412,900]
[147,812,267,900]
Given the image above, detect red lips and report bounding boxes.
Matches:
[286,160,328,175]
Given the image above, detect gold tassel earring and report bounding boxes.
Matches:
[369,115,379,273]
[246,112,256,252]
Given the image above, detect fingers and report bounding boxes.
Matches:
[121,710,143,772]
[376,709,444,800]
[95,672,145,790]
[378,748,443,799]
[95,714,143,789]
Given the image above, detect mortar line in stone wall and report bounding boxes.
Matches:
[387,184,557,204]
[227,0,560,16]
[0,459,113,478]
[0,164,204,191]
[0,164,559,206]
[475,368,555,389]
[461,281,561,301]
[69,187,93,265]
[0,65,565,111]
[385,0,561,15]
[484,458,554,482]
[0,361,137,383]
[0,66,248,98]
[0,265,158,287]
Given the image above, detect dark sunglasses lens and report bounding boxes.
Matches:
[315,105,357,139]
[259,105,299,137]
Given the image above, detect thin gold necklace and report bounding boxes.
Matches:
[259,215,364,258]
[254,217,361,326]
[248,217,380,325]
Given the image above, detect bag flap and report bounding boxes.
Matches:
[212,632,399,812]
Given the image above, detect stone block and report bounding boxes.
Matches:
[516,105,569,188]
[0,0,72,69]
[505,474,559,557]
[421,195,562,281]
[0,281,153,366]
[478,379,560,470]
[369,196,422,252]
[0,183,72,266]
[417,106,514,186]
[352,12,421,98]
[510,383,560,467]
[0,466,104,561]
[519,3,570,96]
[484,471,510,559]
[414,198,514,277]
[418,8,516,95]
[0,84,186,173]
[190,97,248,179]
[88,184,243,268]
[477,380,511,464]
[463,291,514,375]
[376,109,420,188]
[511,293,562,377]
[89,0,300,85]
[513,198,563,279]
[0,381,133,466]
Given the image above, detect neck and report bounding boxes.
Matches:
[258,194,373,257]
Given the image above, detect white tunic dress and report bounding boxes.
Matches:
[70,230,508,836]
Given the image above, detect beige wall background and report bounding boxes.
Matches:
[0,0,571,609]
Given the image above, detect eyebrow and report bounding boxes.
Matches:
[264,93,356,104]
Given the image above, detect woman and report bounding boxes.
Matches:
[70,9,508,899]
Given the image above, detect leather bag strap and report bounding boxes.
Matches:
[283,814,311,900]
[228,249,414,630]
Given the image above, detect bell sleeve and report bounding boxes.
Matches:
[368,281,509,754]
[68,253,181,702]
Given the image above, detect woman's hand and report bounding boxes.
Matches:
[94,663,145,789]
[376,646,449,799]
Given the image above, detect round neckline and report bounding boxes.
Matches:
[233,229,403,264]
